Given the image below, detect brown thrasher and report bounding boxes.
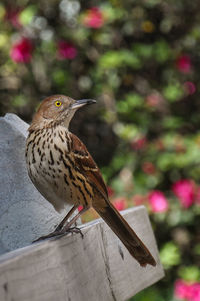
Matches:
[25,95,156,267]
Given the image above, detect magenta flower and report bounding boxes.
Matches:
[174,280,200,301]
[83,7,104,29]
[176,54,192,73]
[174,279,192,300]
[172,179,195,208]
[148,190,169,213]
[57,41,77,60]
[5,7,21,28]
[113,198,127,211]
[190,283,200,301]
[10,37,33,63]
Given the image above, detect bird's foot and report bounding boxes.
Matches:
[32,226,83,243]
[63,226,84,238]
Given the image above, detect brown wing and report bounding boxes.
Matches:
[69,133,156,267]
[69,133,108,201]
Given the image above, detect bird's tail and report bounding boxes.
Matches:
[93,200,156,267]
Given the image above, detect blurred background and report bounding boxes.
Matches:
[0,0,200,300]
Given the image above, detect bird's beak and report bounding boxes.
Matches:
[71,99,96,110]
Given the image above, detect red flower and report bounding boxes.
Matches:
[176,55,192,73]
[83,7,104,29]
[10,38,33,63]
[142,162,156,174]
[148,190,169,213]
[131,137,147,151]
[172,179,195,208]
[112,198,127,211]
[78,205,83,212]
[57,41,77,60]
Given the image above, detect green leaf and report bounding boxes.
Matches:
[19,6,37,25]
[133,43,153,59]
[0,4,5,20]
[12,95,27,108]
[154,40,171,63]
[178,266,200,282]
[163,83,184,102]
[194,243,200,256]
[117,93,144,113]
[99,50,141,70]
[160,241,181,268]
[52,70,69,86]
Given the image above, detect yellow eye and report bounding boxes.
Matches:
[55,101,62,107]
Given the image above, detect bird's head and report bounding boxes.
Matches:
[29,95,96,131]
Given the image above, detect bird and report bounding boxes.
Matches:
[25,94,156,267]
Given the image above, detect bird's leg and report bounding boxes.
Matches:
[32,205,89,243]
[60,205,89,234]
[55,205,79,232]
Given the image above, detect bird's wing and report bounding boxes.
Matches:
[69,133,108,201]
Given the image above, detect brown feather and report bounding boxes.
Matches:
[69,133,108,201]
[69,133,156,267]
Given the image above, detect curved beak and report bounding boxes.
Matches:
[71,99,96,110]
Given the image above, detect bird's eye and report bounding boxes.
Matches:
[55,101,62,107]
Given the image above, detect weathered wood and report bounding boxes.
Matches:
[0,206,164,301]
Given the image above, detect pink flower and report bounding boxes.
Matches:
[148,190,169,213]
[184,81,196,95]
[83,7,104,29]
[176,55,192,73]
[113,198,127,211]
[146,93,163,107]
[10,37,33,63]
[131,137,147,151]
[174,280,200,301]
[57,41,77,60]
[172,179,195,208]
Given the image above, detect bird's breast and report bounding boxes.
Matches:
[25,126,93,211]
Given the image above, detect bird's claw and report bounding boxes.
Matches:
[32,226,83,243]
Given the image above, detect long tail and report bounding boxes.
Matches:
[93,201,156,267]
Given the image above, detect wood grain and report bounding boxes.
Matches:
[0,206,164,301]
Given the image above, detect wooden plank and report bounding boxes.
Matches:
[0,206,164,301]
